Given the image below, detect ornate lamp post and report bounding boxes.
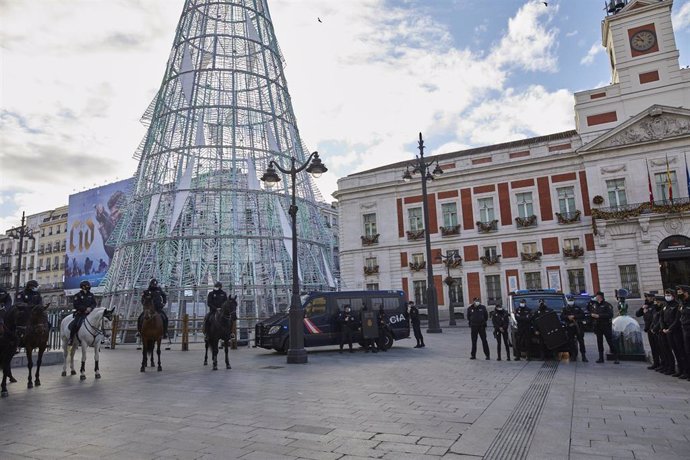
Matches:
[402,133,443,333]
[438,251,461,326]
[7,211,35,300]
[261,151,327,364]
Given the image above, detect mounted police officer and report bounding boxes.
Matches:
[589,291,619,364]
[68,280,97,346]
[467,297,490,360]
[637,292,659,370]
[12,280,42,342]
[408,301,425,348]
[337,304,356,353]
[0,287,12,340]
[531,299,552,360]
[661,288,687,379]
[677,284,690,380]
[562,294,587,362]
[205,281,227,332]
[514,299,532,361]
[491,303,510,361]
[138,279,169,339]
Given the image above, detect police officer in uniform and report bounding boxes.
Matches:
[514,299,532,361]
[651,294,672,374]
[562,295,587,362]
[12,280,43,342]
[491,303,510,361]
[661,289,687,378]
[467,297,490,360]
[408,301,425,348]
[677,285,690,380]
[531,299,553,360]
[205,281,227,333]
[360,305,377,353]
[376,305,390,352]
[138,279,169,338]
[636,292,659,370]
[589,291,619,364]
[337,305,356,353]
[68,280,97,346]
[0,287,11,311]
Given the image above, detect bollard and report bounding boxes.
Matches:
[110,315,119,350]
[231,320,237,350]
[182,314,189,351]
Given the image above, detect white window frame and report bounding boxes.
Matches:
[477,197,495,223]
[606,178,627,207]
[408,207,423,231]
[441,202,458,228]
[516,192,534,218]
[363,213,377,237]
[557,186,576,214]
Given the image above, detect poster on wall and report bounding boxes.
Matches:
[64,178,133,294]
[547,268,562,292]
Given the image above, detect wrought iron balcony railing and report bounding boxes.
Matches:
[363,265,379,276]
[555,210,581,224]
[515,215,537,228]
[476,219,498,233]
[361,234,380,246]
[406,229,425,241]
[593,198,690,220]
[440,224,460,236]
[521,252,542,262]
[480,254,501,265]
[409,261,426,272]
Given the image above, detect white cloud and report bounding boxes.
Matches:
[672,2,690,31]
[580,42,604,65]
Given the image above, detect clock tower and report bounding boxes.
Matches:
[574,0,689,139]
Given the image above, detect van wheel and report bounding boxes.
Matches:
[276,338,288,355]
[381,332,394,350]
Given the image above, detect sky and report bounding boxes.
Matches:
[1,0,690,232]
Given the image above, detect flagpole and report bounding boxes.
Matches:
[645,158,654,205]
[665,153,673,204]
[685,152,690,200]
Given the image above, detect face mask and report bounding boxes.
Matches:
[31,287,38,292]
[496,306,503,310]
[567,301,574,306]
[519,303,526,308]
[474,301,480,306]
[665,295,673,302]
[214,287,220,291]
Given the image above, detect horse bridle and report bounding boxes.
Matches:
[82,311,110,344]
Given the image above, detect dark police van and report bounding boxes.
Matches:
[507,289,568,359]
[255,290,410,353]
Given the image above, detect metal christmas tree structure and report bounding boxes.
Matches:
[103,0,336,320]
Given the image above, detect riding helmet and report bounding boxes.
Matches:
[149,278,158,289]
[214,281,222,289]
[26,280,39,289]
[80,280,91,290]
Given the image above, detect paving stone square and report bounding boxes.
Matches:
[1,324,688,459]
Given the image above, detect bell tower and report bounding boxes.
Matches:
[574,0,689,140]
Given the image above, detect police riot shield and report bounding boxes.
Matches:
[534,311,568,350]
[361,310,379,340]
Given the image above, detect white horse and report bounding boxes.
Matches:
[60,307,114,381]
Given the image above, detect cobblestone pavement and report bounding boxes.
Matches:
[1,325,688,459]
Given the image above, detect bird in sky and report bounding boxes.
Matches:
[317,17,322,23]
[542,1,548,6]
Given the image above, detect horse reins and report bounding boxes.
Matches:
[81,312,109,345]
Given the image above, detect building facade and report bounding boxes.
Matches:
[334,0,690,315]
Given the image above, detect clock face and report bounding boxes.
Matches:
[630,30,656,52]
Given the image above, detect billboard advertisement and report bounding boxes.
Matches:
[64,178,133,293]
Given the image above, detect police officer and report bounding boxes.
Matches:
[12,280,42,342]
[376,305,390,352]
[467,297,490,360]
[651,295,672,374]
[0,287,11,311]
[68,280,97,346]
[138,279,169,338]
[408,301,425,348]
[677,285,690,380]
[589,291,619,364]
[636,292,659,370]
[360,305,377,353]
[562,294,587,362]
[337,305,356,353]
[661,289,687,378]
[491,303,510,361]
[531,299,553,360]
[205,281,227,332]
[514,299,532,361]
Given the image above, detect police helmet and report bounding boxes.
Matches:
[80,280,91,290]
[565,294,574,301]
[214,281,222,289]
[149,278,158,289]
[26,280,39,289]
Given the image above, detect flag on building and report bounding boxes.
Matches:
[685,153,690,198]
[666,155,673,202]
[646,159,654,204]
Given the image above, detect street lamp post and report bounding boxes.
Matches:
[403,133,443,333]
[437,251,461,326]
[261,151,327,364]
[7,211,35,300]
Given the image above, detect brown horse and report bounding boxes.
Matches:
[139,297,163,372]
[204,295,237,370]
[13,304,50,388]
[0,308,17,397]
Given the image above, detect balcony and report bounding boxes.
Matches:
[480,254,501,265]
[363,265,379,276]
[442,255,462,268]
[476,220,498,233]
[51,265,59,270]
[592,198,690,221]
[563,247,584,259]
[440,224,460,237]
[521,252,542,262]
[45,248,52,254]
[515,215,537,229]
[555,210,581,224]
[361,234,380,246]
[409,261,426,272]
[406,229,425,241]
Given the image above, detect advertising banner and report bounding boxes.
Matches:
[64,178,132,293]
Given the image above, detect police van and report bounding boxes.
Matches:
[507,289,567,359]
[255,290,410,353]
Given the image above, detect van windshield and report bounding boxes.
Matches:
[511,296,565,312]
